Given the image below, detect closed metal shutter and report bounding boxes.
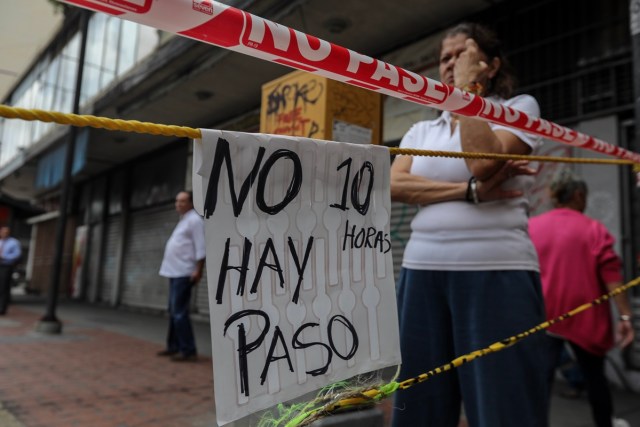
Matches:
[194,269,209,316]
[99,216,122,304]
[121,204,176,310]
[86,224,103,302]
[389,201,418,283]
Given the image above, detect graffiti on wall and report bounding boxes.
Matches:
[264,79,324,138]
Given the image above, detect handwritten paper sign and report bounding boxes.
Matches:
[192,130,400,425]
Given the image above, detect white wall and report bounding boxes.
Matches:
[530,116,622,255]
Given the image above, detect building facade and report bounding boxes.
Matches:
[1,0,639,368]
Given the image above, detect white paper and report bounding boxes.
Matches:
[193,130,399,425]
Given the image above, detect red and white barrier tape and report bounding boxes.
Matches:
[59,0,640,164]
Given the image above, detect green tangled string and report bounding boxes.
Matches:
[257,377,401,427]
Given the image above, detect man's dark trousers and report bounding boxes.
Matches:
[0,265,14,315]
[166,277,197,356]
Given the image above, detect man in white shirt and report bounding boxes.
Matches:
[157,191,205,361]
[0,226,21,315]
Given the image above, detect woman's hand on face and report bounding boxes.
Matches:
[475,160,535,202]
[454,38,489,88]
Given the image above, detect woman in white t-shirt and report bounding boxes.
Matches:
[390,23,549,427]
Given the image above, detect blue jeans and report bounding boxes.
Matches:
[392,269,549,427]
[166,277,196,356]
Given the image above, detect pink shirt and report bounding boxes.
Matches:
[529,208,622,356]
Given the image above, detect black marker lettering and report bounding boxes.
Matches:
[256,149,302,215]
[292,323,332,376]
[260,326,294,385]
[223,310,271,397]
[364,227,376,248]
[216,237,252,304]
[287,236,315,304]
[351,161,374,215]
[342,220,355,251]
[204,138,265,218]
[250,238,285,294]
[327,315,359,360]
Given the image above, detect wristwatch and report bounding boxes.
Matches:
[620,314,632,322]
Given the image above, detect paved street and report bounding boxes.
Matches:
[1,296,639,427]
[0,301,215,427]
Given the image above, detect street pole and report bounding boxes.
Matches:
[628,0,640,368]
[36,10,90,334]
[633,1,640,146]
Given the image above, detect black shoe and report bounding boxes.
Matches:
[157,349,179,357]
[171,353,198,362]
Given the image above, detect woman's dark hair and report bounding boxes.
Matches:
[442,22,516,98]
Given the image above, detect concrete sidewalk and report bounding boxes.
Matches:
[1,296,639,427]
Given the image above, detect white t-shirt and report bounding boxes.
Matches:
[159,209,206,278]
[400,95,541,271]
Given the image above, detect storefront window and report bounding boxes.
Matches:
[0,14,160,168]
[80,14,159,105]
[130,144,187,210]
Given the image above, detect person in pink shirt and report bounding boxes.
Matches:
[529,170,635,427]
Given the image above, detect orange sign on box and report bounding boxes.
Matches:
[260,70,381,145]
